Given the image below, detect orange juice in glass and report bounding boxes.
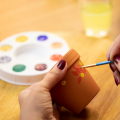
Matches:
[81,0,112,38]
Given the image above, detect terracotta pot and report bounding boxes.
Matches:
[50,49,100,114]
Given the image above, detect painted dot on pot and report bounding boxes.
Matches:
[0,45,12,51]
[13,64,26,72]
[37,35,48,41]
[0,56,11,63]
[51,42,63,49]
[79,61,82,66]
[16,36,28,42]
[80,73,84,77]
[61,81,66,85]
[35,64,47,71]
[50,54,62,61]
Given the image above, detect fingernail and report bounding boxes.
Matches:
[118,70,120,74]
[110,64,114,72]
[114,55,120,64]
[114,77,119,86]
[57,60,66,70]
[108,55,110,61]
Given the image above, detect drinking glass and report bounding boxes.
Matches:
[80,0,112,38]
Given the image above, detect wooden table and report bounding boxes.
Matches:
[0,0,120,120]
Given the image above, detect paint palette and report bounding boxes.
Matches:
[0,31,69,85]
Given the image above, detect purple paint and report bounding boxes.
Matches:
[37,35,48,41]
[35,64,47,71]
[0,56,11,63]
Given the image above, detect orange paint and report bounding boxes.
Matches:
[51,42,63,49]
[50,54,62,61]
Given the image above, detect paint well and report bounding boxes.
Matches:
[51,42,63,49]
[35,64,47,71]
[14,44,48,62]
[0,56,11,63]
[0,45,12,51]
[0,31,69,85]
[16,36,28,42]
[37,35,48,41]
[50,54,62,61]
[13,64,26,72]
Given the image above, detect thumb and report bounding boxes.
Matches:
[41,59,67,91]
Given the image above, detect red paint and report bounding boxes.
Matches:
[71,61,86,84]
[72,71,79,76]
[82,68,86,73]
[73,66,82,73]
[78,77,81,84]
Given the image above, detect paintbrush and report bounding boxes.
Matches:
[81,61,114,68]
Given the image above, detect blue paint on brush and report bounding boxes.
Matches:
[96,61,114,66]
[81,61,114,68]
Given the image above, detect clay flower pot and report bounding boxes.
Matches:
[50,49,100,114]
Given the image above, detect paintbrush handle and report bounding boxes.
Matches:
[96,61,114,66]
[81,61,114,68]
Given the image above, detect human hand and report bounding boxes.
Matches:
[106,35,120,86]
[18,59,67,120]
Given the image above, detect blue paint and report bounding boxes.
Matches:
[96,61,114,66]
[37,35,48,41]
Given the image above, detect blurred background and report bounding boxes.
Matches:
[0,0,120,41]
[1,0,120,120]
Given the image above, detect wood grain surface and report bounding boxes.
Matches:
[0,0,120,120]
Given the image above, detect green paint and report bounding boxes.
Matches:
[13,64,26,72]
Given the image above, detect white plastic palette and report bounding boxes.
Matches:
[0,31,69,85]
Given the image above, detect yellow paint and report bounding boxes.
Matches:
[16,36,28,42]
[80,73,84,77]
[61,81,66,85]
[79,61,82,65]
[0,45,12,51]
